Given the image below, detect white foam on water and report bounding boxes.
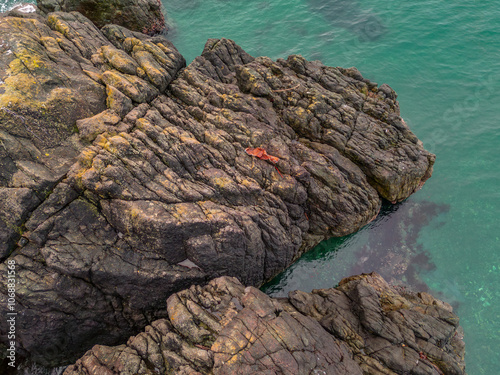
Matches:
[0,1,36,14]
[16,4,36,13]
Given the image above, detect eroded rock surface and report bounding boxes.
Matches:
[65,273,466,375]
[37,0,166,34]
[0,7,434,367]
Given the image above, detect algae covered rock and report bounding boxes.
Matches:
[0,7,435,368]
[0,10,108,258]
[64,273,466,375]
[37,0,166,34]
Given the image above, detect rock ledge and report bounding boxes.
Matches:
[65,273,466,375]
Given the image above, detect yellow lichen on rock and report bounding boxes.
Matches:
[101,45,139,75]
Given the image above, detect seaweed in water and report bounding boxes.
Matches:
[349,200,450,294]
[307,0,387,41]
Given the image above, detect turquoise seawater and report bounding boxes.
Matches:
[1,0,499,373]
[0,0,12,12]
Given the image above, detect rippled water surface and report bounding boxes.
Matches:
[2,0,499,373]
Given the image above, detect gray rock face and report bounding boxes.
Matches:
[64,274,466,375]
[0,8,435,367]
[37,0,166,34]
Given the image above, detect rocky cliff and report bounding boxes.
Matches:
[37,0,166,34]
[64,273,466,375]
[0,2,435,368]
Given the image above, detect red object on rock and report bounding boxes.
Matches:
[245,147,279,164]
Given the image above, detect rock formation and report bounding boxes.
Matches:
[64,273,466,375]
[0,2,435,367]
[37,0,166,34]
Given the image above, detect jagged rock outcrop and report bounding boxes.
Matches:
[64,273,466,375]
[37,0,166,34]
[0,5,435,367]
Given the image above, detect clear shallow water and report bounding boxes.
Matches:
[2,0,499,373]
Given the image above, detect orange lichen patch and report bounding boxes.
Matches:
[78,148,97,169]
[245,147,279,164]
